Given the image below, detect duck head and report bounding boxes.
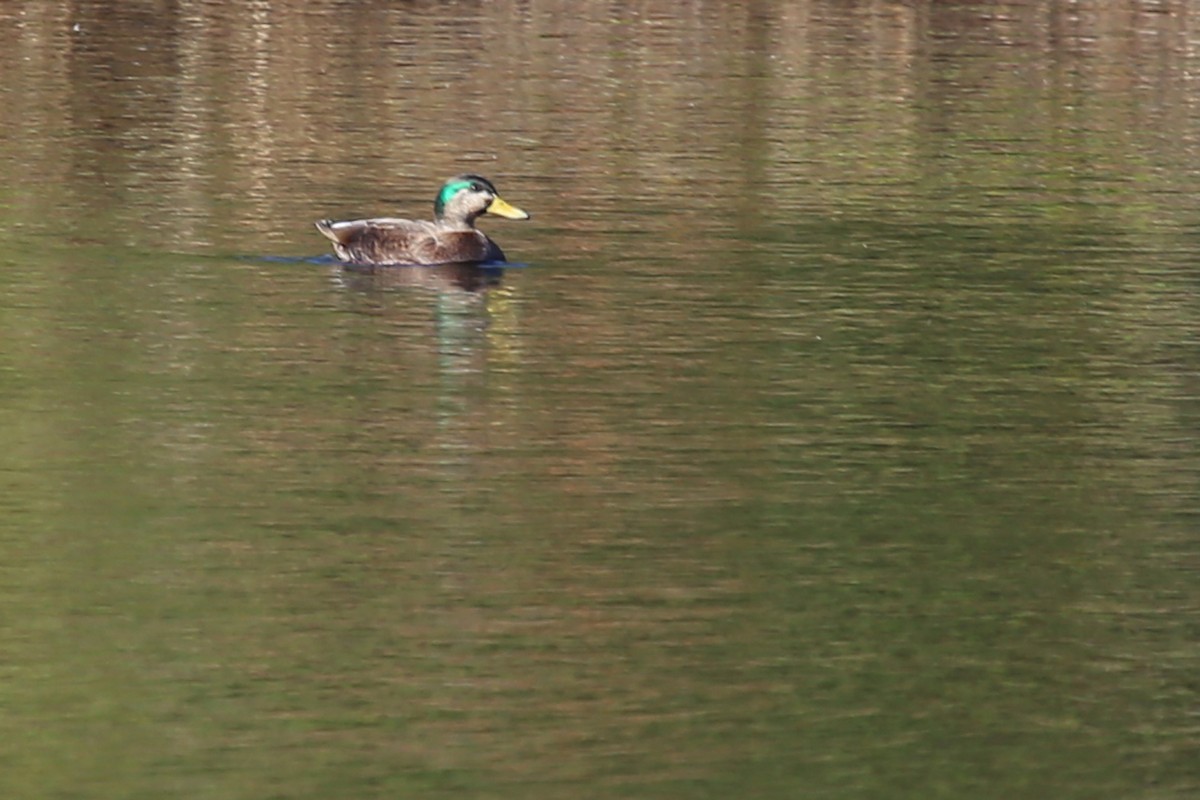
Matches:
[434,174,530,225]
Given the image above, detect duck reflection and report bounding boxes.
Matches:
[328,259,523,481]
[335,261,506,294]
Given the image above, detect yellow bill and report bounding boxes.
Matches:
[486,196,530,220]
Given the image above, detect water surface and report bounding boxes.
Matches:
[1,2,1198,798]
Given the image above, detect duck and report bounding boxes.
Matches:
[315,174,530,266]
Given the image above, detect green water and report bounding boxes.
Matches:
[1,1,1198,798]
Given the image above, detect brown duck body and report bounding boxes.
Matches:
[316,174,529,266]
[315,218,505,266]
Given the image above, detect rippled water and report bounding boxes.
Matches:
[1,1,1198,798]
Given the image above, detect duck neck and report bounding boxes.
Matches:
[436,212,479,231]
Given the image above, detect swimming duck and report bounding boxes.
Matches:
[315,174,530,266]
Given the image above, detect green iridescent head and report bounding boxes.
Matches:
[433,174,529,222]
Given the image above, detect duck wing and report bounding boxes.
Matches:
[315,218,500,266]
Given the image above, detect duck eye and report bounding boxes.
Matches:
[469,182,483,193]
